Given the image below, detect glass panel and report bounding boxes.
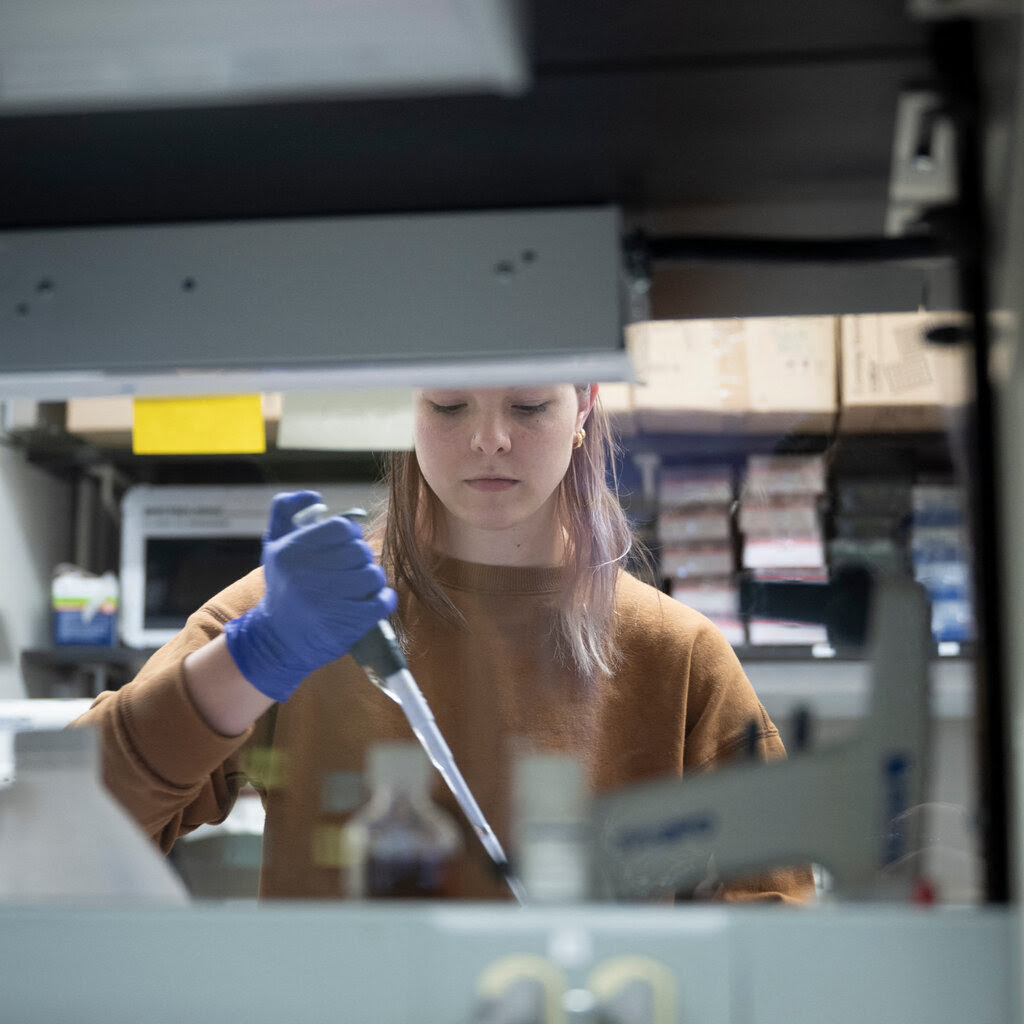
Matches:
[1,321,984,908]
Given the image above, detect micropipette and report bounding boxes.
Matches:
[292,502,528,905]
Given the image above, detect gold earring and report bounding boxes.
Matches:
[573,427,586,450]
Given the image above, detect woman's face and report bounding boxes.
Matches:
[413,384,596,562]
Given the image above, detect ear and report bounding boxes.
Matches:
[577,383,599,429]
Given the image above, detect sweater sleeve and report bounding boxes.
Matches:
[676,615,776,767]
[69,570,267,852]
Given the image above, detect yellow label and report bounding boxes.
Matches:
[132,394,266,454]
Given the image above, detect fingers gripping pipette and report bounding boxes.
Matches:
[291,502,527,905]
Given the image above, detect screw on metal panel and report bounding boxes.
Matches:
[181,277,197,291]
[493,260,515,281]
[35,278,54,294]
[15,301,29,316]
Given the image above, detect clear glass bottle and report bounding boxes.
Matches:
[340,740,462,899]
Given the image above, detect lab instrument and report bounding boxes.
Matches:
[593,574,932,899]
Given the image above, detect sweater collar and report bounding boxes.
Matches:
[433,555,565,595]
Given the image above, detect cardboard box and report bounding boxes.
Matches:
[737,497,821,538]
[65,394,283,447]
[658,464,734,507]
[627,318,748,433]
[628,316,837,434]
[839,312,971,432]
[741,315,838,434]
[660,544,735,578]
[277,390,412,451]
[64,396,135,447]
[743,453,828,497]
[747,618,829,646]
[742,536,826,570]
[670,580,740,617]
[657,509,732,544]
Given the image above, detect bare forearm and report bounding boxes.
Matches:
[183,635,276,737]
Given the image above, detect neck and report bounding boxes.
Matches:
[437,519,566,567]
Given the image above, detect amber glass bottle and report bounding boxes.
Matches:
[341,740,462,899]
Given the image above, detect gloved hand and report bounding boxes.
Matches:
[224,491,398,702]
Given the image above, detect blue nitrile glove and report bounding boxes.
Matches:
[223,491,398,702]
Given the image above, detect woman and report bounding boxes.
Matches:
[75,383,812,901]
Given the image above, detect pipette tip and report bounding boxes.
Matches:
[493,859,528,906]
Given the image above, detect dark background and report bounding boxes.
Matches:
[0,2,931,234]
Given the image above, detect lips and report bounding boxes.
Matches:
[465,477,518,492]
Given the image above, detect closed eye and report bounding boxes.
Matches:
[428,402,467,414]
[514,403,548,415]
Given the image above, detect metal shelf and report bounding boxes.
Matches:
[22,646,156,668]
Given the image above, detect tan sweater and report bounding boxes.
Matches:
[74,557,813,902]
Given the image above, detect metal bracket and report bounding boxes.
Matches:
[886,90,959,237]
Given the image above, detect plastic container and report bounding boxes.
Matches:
[340,740,462,899]
[51,566,119,646]
[0,727,189,904]
[512,751,592,904]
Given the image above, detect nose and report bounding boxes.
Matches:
[471,412,511,455]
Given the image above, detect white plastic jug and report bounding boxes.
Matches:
[0,726,189,904]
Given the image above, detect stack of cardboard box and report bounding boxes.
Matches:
[658,463,743,646]
[626,316,837,435]
[739,453,830,646]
